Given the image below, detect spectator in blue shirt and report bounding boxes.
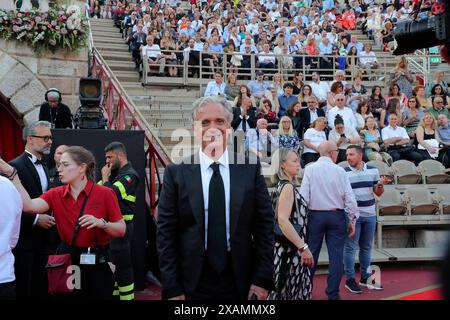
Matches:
[346,35,364,53]
[247,71,271,100]
[278,83,298,118]
[209,35,224,53]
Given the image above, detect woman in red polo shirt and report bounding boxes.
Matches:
[0,146,125,299]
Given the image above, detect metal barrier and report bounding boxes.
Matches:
[86,7,170,217]
[141,49,432,93]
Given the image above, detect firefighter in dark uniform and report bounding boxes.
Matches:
[99,142,139,300]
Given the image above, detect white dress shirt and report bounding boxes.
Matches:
[25,151,48,226]
[358,51,378,65]
[199,149,231,251]
[327,106,357,130]
[142,44,161,59]
[309,81,330,101]
[0,176,22,284]
[299,157,359,224]
[381,125,410,141]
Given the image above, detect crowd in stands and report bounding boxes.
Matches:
[90,0,449,169]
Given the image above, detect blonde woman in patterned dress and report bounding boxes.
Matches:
[268,148,314,300]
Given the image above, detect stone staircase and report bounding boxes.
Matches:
[89,18,200,159]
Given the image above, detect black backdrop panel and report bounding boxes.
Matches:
[50,129,147,289]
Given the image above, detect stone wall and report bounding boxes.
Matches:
[0,1,89,125]
[0,39,88,125]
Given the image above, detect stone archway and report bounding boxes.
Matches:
[0,50,47,125]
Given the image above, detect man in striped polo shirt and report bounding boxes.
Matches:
[343,145,391,294]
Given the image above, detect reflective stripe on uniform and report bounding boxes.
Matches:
[113,290,120,296]
[123,214,134,221]
[120,293,135,300]
[113,181,136,203]
[97,180,104,186]
[119,283,134,293]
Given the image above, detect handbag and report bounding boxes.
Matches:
[46,185,94,294]
[273,181,303,246]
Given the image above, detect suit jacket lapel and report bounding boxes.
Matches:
[182,154,205,247]
[229,152,246,238]
[22,153,43,194]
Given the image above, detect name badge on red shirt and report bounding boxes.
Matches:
[80,247,96,265]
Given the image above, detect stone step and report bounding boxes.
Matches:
[95,42,130,52]
[100,51,134,62]
[89,18,115,25]
[91,31,123,39]
[91,27,120,34]
[116,71,141,82]
[92,35,124,45]
[106,60,137,72]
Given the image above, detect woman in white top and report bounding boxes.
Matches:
[302,117,328,165]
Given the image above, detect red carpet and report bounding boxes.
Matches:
[135,263,443,300]
[397,288,443,300]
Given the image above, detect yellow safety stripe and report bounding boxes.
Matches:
[123,214,134,221]
[113,181,136,203]
[113,290,119,296]
[97,180,104,186]
[120,293,134,300]
[119,283,134,293]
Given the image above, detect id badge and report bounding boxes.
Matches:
[80,248,96,265]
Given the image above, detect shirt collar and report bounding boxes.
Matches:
[62,180,94,198]
[199,148,229,173]
[318,156,333,164]
[25,150,37,163]
[349,162,367,172]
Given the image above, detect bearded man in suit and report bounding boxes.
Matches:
[9,120,55,299]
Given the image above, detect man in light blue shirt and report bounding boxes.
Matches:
[247,71,270,99]
[438,114,450,167]
[278,83,298,117]
[346,35,364,53]
[323,0,335,11]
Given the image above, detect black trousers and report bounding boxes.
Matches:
[0,281,16,300]
[110,221,134,300]
[387,147,423,165]
[13,250,48,300]
[187,253,240,301]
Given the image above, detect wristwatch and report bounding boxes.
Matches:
[299,243,309,253]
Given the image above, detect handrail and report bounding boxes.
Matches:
[86,10,171,217]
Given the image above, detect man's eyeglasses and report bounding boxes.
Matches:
[307,101,317,104]
[31,135,52,142]
[336,99,344,101]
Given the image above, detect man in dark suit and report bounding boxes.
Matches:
[157,96,274,301]
[231,97,257,132]
[296,96,326,139]
[38,89,73,129]
[9,121,55,299]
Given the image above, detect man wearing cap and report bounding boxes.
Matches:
[278,83,298,118]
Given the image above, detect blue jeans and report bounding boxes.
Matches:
[343,215,377,280]
[307,210,347,300]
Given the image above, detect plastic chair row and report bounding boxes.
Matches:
[337,159,450,185]
[377,184,450,217]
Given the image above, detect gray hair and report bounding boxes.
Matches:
[334,93,345,102]
[22,121,52,142]
[47,91,60,100]
[192,96,233,123]
[270,147,300,186]
[335,70,345,76]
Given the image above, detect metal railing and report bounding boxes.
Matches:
[86,6,170,217]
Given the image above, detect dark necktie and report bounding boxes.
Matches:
[207,162,227,274]
[242,110,247,132]
[35,159,43,165]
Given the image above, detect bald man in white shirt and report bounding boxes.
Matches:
[300,140,359,300]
